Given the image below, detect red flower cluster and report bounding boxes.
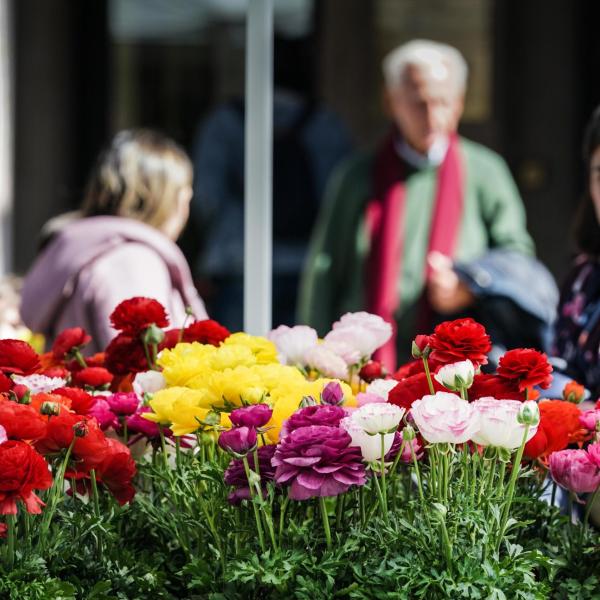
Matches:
[52,327,91,360]
[388,372,444,411]
[429,318,491,367]
[105,334,149,375]
[71,367,114,388]
[110,297,169,336]
[0,401,47,440]
[497,348,552,391]
[161,319,232,350]
[0,339,39,376]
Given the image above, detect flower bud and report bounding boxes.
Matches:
[321,381,344,406]
[12,385,31,404]
[218,426,257,455]
[402,424,416,441]
[40,401,60,416]
[300,395,317,408]
[518,401,540,427]
[142,324,165,345]
[563,380,585,404]
[359,361,385,383]
[73,421,88,437]
[434,360,475,393]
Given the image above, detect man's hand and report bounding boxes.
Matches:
[427,251,475,315]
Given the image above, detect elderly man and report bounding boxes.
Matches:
[298,39,556,368]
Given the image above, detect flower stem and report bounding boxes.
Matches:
[242,456,266,553]
[6,514,15,570]
[584,483,600,529]
[422,357,435,394]
[158,426,169,469]
[380,433,388,515]
[278,495,290,547]
[319,496,332,550]
[371,466,389,526]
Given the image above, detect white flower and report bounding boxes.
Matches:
[366,379,398,401]
[12,374,66,394]
[133,371,167,396]
[333,312,392,348]
[341,416,395,462]
[321,338,362,365]
[352,402,405,434]
[471,397,539,449]
[434,359,475,392]
[304,345,348,380]
[268,325,318,366]
[410,392,480,444]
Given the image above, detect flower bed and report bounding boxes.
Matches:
[0,300,599,599]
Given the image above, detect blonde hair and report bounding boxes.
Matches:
[81,129,193,229]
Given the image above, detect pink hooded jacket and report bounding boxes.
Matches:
[21,216,208,353]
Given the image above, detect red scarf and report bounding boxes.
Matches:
[366,133,464,371]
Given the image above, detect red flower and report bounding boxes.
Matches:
[0,400,47,440]
[0,340,39,375]
[429,318,491,367]
[563,380,585,404]
[183,320,230,345]
[468,373,525,401]
[52,327,91,360]
[110,297,169,336]
[0,372,12,393]
[497,348,553,391]
[53,387,96,415]
[359,361,384,383]
[72,367,114,388]
[39,366,70,379]
[388,372,444,411]
[105,334,149,375]
[0,440,52,514]
[524,400,584,459]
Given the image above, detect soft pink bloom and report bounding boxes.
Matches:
[352,402,404,434]
[89,398,119,431]
[332,312,392,352]
[410,392,479,444]
[471,398,538,449]
[588,442,600,469]
[106,392,140,416]
[268,325,318,366]
[580,409,600,432]
[341,416,395,462]
[321,338,362,365]
[366,379,398,401]
[549,449,600,494]
[304,345,348,380]
[434,359,475,392]
[356,392,386,407]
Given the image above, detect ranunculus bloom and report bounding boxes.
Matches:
[588,442,600,468]
[0,424,6,445]
[268,325,318,365]
[0,339,40,375]
[183,319,231,346]
[321,381,344,406]
[12,374,66,395]
[218,427,257,455]
[429,318,491,367]
[471,398,538,449]
[280,404,346,438]
[224,444,276,505]
[524,400,584,459]
[359,361,384,383]
[434,360,475,392]
[230,404,273,428]
[0,441,52,514]
[105,333,149,375]
[581,410,600,432]
[106,392,139,416]
[351,402,404,434]
[549,449,600,494]
[304,345,348,380]
[329,312,392,358]
[321,337,362,366]
[110,297,169,336]
[410,392,479,444]
[497,348,553,391]
[132,370,167,396]
[356,392,386,407]
[468,373,526,402]
[341,416,395,462]
[412,335,432,357]
[0,401,47,440]
[273,425,366,500]
[89,398,120,431]
[0,372,12,393]
[93,438,136,504]
[563,380,586,404]
[388,372,444,411]
[366,379,399,401]
[72,367,114,388]
[52,327,91,359]
[125,406,164,439]
[52,387,96,415]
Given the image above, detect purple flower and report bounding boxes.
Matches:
[106,392,140,416]
[321,381,344,405]
[230,403,273,428]
[273,425,366,500]
[218,427,257,455]
[280,404,345,438]
[550,449,600,494]
[89,398,119,431]
[385,430,423,463]
[224,445,276,505]
[126,406,163,439]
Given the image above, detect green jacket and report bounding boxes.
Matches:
[297,137,535,353]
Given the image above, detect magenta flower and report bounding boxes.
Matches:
[280,404,346,438]
[588,442,600,469]
[230,403,273,428]
[126,406,163,439]
[89,398,119,431]
[549,449,600,494]
[224,445,276,505]
[321,381,344,406]
[273,425,366,500]
[106,392,140,416]
[580,410,600,432]
[385,429,423,463]
[218,427,257,455]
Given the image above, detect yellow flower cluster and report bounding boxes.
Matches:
[143,334,355,441]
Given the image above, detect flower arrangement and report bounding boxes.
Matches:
[0,302,599,598]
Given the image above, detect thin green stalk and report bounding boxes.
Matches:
[278,496,290,547]
[158,426,169,469]
[319,496,332,550]
[422,357,435,394]
[380,433,388,515]
[335,493,345,529]
[122,421,128,445]
[90,469,101,518]
[242,456,266,552]
[359,485,366,526]
[175,437,181,469]
[6,514,15,570]
[371,469,389,525]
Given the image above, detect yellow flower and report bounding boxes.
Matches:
[250,363,304,392]
[223,333,278,364]
[169,398,213,436]
[207,366,268,408]
[209,344,257,370]
[158,343,216,386]
[143,387,217,425]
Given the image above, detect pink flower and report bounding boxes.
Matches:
[89,398,119,431]
[356,392,386,407]
[106,392,140,416]
[304,346,348,380]
[125,407,164,439]
[580,410,600,432]
[366,379,398,401]
[230,404,273,428]
[549,449,600,494]
[321,382,344,406]
[410,392,479,444]
[330,312,392,358]
[588,442,600,469]
[281,405,345,438]
[273,425,366,500]
[268,325,318,365]
[218,427,257,455]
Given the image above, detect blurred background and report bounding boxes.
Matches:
[2,0,600,309]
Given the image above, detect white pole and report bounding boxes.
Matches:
[0,0,13,275]
[244,0,273,336]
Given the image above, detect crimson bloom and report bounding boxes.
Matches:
[497,348,553,391]
[110,297,169,336]
[183,320,231,345]
[388,372,444,411]
[229,404,272,428]
[359,361,384,383]
[106,392,139,416]
[0,401,47,440]
[273,425,366,500]
[0,441,52,514]
[218,427,257,455]
[105,334,149,375]
[72,367,114,388]
[468,373,525,402]
[52,387,96,415]
[429,318,491,367]
[52,327,91,360]
[0,339,39,375]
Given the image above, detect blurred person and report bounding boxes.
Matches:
[21,129,208,352]
[299,39,557,369]
[190,36,352,331]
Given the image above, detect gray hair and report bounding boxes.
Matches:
[382,39,468,96]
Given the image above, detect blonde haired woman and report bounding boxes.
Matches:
[21,129,208,352]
